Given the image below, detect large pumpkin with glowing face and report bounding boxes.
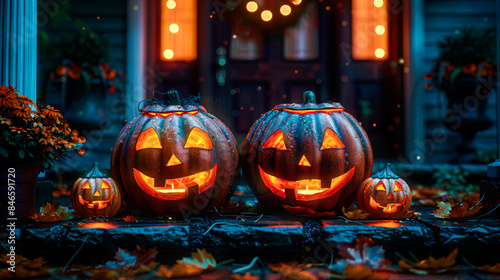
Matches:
[111,90,239,214]
[241,91,373,212]
[356,163,412,219]
[71,163,123,218]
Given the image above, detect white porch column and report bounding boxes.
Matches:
[0,0,37,101]
[125,0,146,122]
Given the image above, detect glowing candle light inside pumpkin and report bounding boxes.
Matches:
[297,184,323,195]
[163,183,186,193]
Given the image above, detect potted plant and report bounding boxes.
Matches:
[424,27,497,163]
[0,84,85,220]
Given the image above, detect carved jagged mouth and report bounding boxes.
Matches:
[78,194,114,210]
[132,164,217,200]
[258,166,356,201]
[369,195,408,213]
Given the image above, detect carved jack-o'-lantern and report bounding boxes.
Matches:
[111,90,239,214]
[71,163,123,218]
[356,163,412,219]
[242,91,373,212]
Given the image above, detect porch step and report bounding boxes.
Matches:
[10,206,500,267]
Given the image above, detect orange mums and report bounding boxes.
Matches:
[0,84,86,171]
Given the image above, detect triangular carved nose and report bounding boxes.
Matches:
[93,190,100,197]
[298,155,311,167]
[387,192,395,199]
[166,154,182,166]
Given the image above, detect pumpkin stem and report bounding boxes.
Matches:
[83,162,108,178]
[374,163,400,179]
[302,91,316,104]
[166,88,182,105]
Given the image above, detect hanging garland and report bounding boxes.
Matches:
[228,0,312,33]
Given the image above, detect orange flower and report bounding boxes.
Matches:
[59,122,71,135]
[56,65,67,76]
[462,63,477,74]
[10,106,32,120]
[67,64,83,79]
[10,127,26,134]
[77,148,85,155]
[0,118,12,126]
[14,95,35,107]
[445,65,456,72]
[41,106,63,119]
[0,85,17,109]
[478,62,493,76]
[27,126,41,134]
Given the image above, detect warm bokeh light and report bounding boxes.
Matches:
[169,23,179,33]
[161,0,197,61]
[292,0,302,5]
[280,5,291,16]
[246,1,258,12]
[352,0,388,60]
[375,25,385,35]
[375,48,385,58]
[261,10,273,21]
[374,0,384,7]
[166,0,176,9]
[163,49,174,59]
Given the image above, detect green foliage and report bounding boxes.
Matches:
[474,148,497,164]
[433,168,478,196]
[437,27,496,66]
[358,99,373,118]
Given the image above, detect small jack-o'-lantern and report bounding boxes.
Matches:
[71,163,122,218]
[111,89,239,214]
[242,91,373,212]
[356,163,412,219]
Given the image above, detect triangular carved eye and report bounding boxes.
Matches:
[320,128,345,149]
[394,182,403,191]
[136,128,162,150]
[101,182,111,189]
[263,129,287,150]
[82,182,91,190]
[184,127,213,149]
[376,182,386,191]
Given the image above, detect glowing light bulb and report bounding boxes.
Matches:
[280,5,291,16]
[375,25,385,35]
[246,1,258,12]
[169,23,179,33]
[163,49,174,59]
[261,10,273,22]
[166,0,176,9]
[374,0,383,7]
[375,48,385,58]
[292,0,302,5]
